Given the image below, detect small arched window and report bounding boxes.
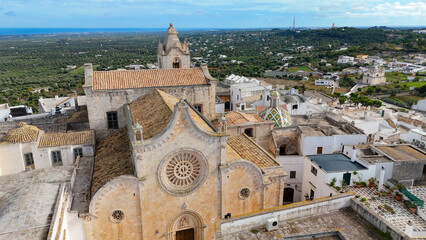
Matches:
[173,58,181,68]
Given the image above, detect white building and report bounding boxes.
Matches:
[230,82,271,111]
[315,79,339,87]
[302,153,371,200]
[282,94,308,115]
[277,155,305,202]
[337,56,355,65]
[0,122,94,176]
[298,124,367,155]
[0,103,11,122]
[401,129,426,149]
[412,98,426,112]
[225,74,260,86]
[38,95,76,114]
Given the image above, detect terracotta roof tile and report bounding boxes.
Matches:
[91,128,134,195]
[67,109,89,123]
[1,122,39,144]
[225,111,269,126]
[38,130,94,148]
[129,89,213,140]
[93,68,208,90]
[228,134,279,169]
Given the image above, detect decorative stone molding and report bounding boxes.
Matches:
[136,99,220,153]
[89,175,139,217]
[158,148,208,197]
[165,209,205,240]
[221,160,264,188]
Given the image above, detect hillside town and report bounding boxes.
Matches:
[1,24,426,240]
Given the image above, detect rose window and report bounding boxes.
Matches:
[110,210,125,223]
[239,188,250,199]
[167,153,201,186]
[159,150,208,196]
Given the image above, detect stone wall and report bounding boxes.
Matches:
[350,199,408,240]
[216,193,354,238]
[392,161,425,181]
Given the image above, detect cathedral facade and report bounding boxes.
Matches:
[82,90,286,240]
[74,24,287,240]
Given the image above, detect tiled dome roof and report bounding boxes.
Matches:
[259,106,292,127]
[2,122,40,144]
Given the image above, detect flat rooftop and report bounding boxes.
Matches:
[0,167,73,240]
[223,208,391,240]
[291,117,355,136]
[308,154,367,172]
[375,145,426,161]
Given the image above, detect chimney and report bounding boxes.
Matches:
[84,63,93,87]
[405,221,414,237]
[350,146,357,162]
[378,167,386,191]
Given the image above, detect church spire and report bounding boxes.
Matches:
[157,23,191,69]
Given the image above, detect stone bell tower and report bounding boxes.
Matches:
[157,23,191,69]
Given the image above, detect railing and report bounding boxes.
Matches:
[401,186,424,208]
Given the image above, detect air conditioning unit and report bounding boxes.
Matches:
[266,217,278,231]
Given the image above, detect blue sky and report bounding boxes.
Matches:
[0,0,425,28]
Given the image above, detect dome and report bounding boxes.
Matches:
[166,23,178,35]
[2,122,40,144]
[259,106,292,127]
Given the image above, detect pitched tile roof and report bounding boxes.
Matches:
[129,89,214,140]
[225,111,269,126]
[1,122,40,144]
[38,130,94,148]
[67,109,89,123]
[228,134,279,169]
[92,68,208,90]
[91,128,134,195]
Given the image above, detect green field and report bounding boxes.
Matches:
[385,72,410,83]
[287,66,312,72]
[399,81,426,88]
[287,67,300,72]
[382,95,423,108]
[297,66,313,72]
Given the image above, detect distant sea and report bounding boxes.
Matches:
[0,28,177,36]
[0,26,424,36]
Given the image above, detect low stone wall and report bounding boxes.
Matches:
[350,199,409,240]
[216,193,354,238]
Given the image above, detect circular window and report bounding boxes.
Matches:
[159,150,208,196]
[110,210,125,223]
[239,188,250,199]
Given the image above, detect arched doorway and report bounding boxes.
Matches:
[173,58,181,68]
[283,187,294,204]
[166,210,204,240]
[279,145,287,155]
